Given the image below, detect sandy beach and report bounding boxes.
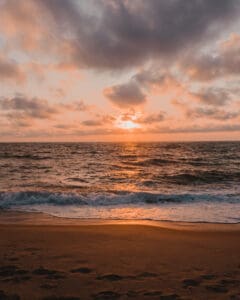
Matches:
[0,212,239,300]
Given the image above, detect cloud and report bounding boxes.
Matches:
[81,119,104,127]
[182,33,240,81]
[103,68,183,108]
[81,114,115,127]
[1,0,239,73]
[192,88,232,106]
[153,123,240,133]
[0,95,58,119]
[36,0,240,70]
[104,81,146,108]
[0,1,240,140]
[62,100,91,112]
[172,97,239,122]
[74,100,89,111]
[0,0,59,55]
[104,65,236,114]
[133,70,171,87]
[0,56,25,83]
[133,70,235,109]
[185,107,239,121]
[136,112,165,124]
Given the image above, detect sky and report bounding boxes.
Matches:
[0,0,240,142]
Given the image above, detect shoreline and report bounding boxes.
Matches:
[1,210,240,232]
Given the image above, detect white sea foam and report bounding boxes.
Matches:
[0,191,239,208]
[0,191,240,223]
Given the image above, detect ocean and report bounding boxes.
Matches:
[0,142,240,223]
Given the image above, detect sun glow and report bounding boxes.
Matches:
[115,112,142,130]
[116,120,140,129]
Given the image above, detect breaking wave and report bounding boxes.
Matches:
[0,191,239,209]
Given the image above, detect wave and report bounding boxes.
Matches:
[0,191,239,209]
[166,171,240,184]
[0,154,52,160]
[124,158,174,167]
[122,158,239,170]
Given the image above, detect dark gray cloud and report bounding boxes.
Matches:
[0,95,57,119]
[81,114,115,126]
[104,81,146,108]
[81,119,104,126]
[37,0,240,70]
[137,112,165,124]
[185,107,239,121]
[193,88,232,106]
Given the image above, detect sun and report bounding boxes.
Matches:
[115,111,142,130]
[116,120,140,130]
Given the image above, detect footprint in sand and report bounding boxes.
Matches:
[126,290,140,297]
[32,267,65,280]
[0,265,28,277]
[70,267,93,274]
[159,294,181,300]
[96,274,123,281]
[205,284,228,293]
[143,290,163,296]
[92,291,121,300]
[96,272,158,282]
[42,297,81,300]
[182,278,201,288]
[200,274,216,280]
[138,272,158,278]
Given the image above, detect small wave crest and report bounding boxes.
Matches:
[125,158,173,167]
[0,154,52,160]
[167,171,240,184]
[0,191,239,209]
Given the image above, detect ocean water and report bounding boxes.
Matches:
[0,142,240,223]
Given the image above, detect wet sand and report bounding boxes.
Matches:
[0,212,239,300]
